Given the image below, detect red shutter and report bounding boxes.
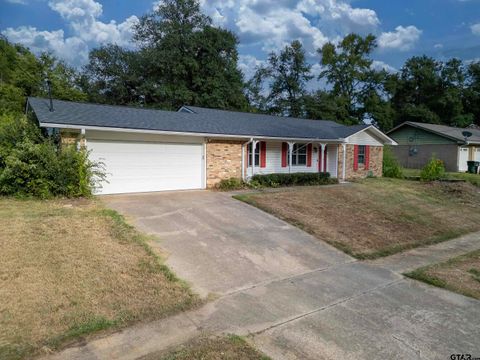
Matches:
[307,144,312,167]
[364,145,370,170]
[260,141,267,168]
[323,145,328,172]
[353,145,359,171]
[281,142,288,167]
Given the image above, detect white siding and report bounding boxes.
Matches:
[247,142,338,178]
[347,129,384,146]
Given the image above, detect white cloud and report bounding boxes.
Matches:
[378,25,422,51]
[238,54,266,80]
[371,60,397,73]
[200,0,380,57]
[471,23,480,36]
[2,0,138,65]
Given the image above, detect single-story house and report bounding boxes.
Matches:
[387,121,480,172]
[27,97,396,195]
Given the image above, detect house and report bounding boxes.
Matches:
[27,97,396,195]
[387,121,480,172]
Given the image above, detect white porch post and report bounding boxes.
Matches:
[320,143,326,172]
[251,140,258,176]
[342,143,347,181]
[288,142,294,174]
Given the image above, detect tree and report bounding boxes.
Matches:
[303,90,350,122]
[251,40,312,117]
[464,61,480,125]
[0,37,85,115]
[318,33,382,125]
[38,53,86,102]
[81,45,142,105]
[132,0,247,110]
[388,56,473,127]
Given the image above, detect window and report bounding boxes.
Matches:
[248,142,260,166]
[291,144,307,166]
[357,145,366,164]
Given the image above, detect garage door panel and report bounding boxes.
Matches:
[88,140,204,194]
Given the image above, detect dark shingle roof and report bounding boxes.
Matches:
[28,97,370,141]
[388,121,480,144]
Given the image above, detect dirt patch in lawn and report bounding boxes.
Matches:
[0,198,199,360]
[406,250,480,300]
[235,179,480,259]
[141,335,270,360]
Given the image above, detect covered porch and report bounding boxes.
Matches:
[243,140,341,179]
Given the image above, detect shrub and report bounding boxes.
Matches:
[420,156,445,182]
[250,172,336,187]
[0,114,105,198]
[216,177,247,191]
[382,146,403,179]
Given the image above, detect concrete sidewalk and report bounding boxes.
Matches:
[369,231,480,273]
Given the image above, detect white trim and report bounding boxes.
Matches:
[40,122,345,143]
[345,125,397,146]
[203,142,207,189]
[178,106,196,114]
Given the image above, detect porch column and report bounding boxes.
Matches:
[288,142,295,174]
[342,143,347,181]
[251,140,258,176]
[319,143,326,172]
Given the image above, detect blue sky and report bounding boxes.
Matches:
[1,0,479,79]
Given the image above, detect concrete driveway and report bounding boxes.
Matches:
[103,190,353,297]
[97,191,480,360]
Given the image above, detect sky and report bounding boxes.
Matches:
[1,0,480,80]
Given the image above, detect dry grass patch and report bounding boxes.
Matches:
[406,250,480,300]
[235,178,480,259]
[0,198,199,360]
[142,335,270,360]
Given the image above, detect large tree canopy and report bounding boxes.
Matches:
[249,40,312,117]
[0,36,85,116]
[82,0,247,111]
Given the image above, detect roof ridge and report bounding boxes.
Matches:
[183,105,345,125]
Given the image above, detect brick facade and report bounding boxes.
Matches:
[338,144,383,180]
[60,130,86,148]
[206,140,243,188]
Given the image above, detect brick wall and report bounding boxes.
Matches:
[338,144,383,180]
[206,140,243,188]
[60,130,86,148]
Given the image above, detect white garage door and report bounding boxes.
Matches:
[88,140,204,195]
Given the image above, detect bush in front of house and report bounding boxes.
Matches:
[0,114,104,198]
[420,156,445,182]
[251,172,336,187]
[216,177,247,191]
[382,146,403,179]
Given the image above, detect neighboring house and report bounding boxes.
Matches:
[387,121,480,172]
[27,98,396,195]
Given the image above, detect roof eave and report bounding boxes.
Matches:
[39,122,346,143]
[346,125,398,145]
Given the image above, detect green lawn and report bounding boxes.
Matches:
[235,178,480,259]
[403,168,480,187]
[0,198,199,360]
[405,250,480,300]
